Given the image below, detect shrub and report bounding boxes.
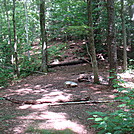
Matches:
[87,80,134,134]
[0,66,13,88]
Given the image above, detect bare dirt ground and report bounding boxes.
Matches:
[0,63,126,134]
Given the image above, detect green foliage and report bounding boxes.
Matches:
[87,108,134,134]
[129,59,134,69]
[47,0,87,40]
[0,0,133,87]
[0,97,5,100]
[19,56,41,77]
[0,66,13,88]
[26,127,75,134]
[48,43,68,60]
[65,25,89,39]
[87,79,134,134]
[0,114,16,122]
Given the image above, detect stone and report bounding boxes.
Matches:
[77,74,90,82]
[64,81,78,87]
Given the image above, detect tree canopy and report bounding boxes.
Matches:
[0,0,133,87]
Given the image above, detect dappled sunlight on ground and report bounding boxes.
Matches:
[1,64,133,134]
[18,103,48,110]
[88,84,109,91]
[108,95,116,99]
[99,104,108,109]
[14,88,33,94]
[15,111,89,134]
[118,71,134,88]
[118,71,134,79]
[54,76,67,81]
[39,117,88,133]
[39,89,72,102]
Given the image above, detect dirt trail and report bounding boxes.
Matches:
[0,64,119,134]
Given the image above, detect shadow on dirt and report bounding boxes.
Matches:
[0,64,119,134]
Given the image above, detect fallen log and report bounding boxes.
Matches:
[49,100,121,106]
[48,59,89,68]
[2,96,121,105]
[1,59,89,72]
[3,97,51,104]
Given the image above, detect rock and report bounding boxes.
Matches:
[64,81,78,87]
[77,74,108,84]
[77,74,90,82]
[51,59,60,64]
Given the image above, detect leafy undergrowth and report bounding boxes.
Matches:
[0,41,86,88]
[0,66,13,88]
[87,77,134,134]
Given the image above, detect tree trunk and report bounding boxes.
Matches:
[128,4,134,53]
[87,0,99,83]
[121,0,127,71]
[24,0,30,59]
[4,0,13,64]
[13,0,19,77]
[107,0,117,87]
[40,0,48,72]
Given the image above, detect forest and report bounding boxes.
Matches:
[0,0,134,134]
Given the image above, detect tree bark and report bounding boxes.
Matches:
[24,0,30,59]
[87,0,99,83]
[13,0,19,77]
[121,0,127,71]
[4,0,13,63]
[107,0,117,87]
[128,4,134,53]
[40,0,48,72]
